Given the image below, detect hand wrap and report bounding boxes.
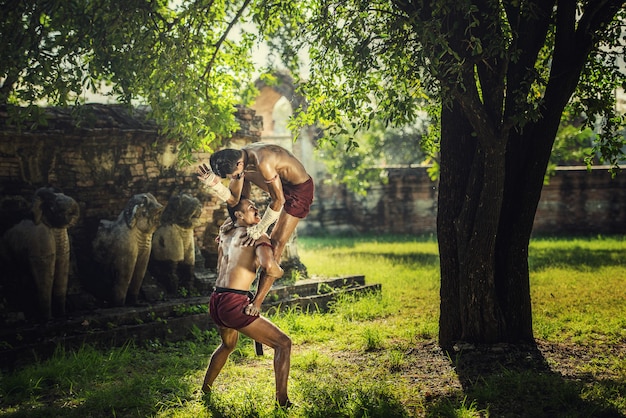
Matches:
[199,169,234,202]
[246,207,281,239]
[210,182,234,202]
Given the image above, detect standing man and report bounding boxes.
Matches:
[202,198,292,408]
[197,142,314,263]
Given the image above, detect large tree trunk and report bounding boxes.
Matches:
[437,87,578,349]
[438,101,522,349]
[436,0,621,349]
[437,4,526,348]
[437,101,474,346]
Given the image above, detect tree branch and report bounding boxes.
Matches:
[202,0,253,87]
[576,0,625,44]
[452,70,500,147]
[547,0,622,105]
[502,0,555,130]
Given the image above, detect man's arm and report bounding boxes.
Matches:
[197,164,239,206]
[245,163,285,239]
[241,176,252,199]
[260,162,286,212]
[227,175,246,205]
[245,238,283,314]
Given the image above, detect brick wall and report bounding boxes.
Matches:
[533,166,626,235]
[304,168,438,235]
[306,166,626,236]
[1,104,623,296]
[0,104,262,295]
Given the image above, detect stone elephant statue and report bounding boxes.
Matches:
[0,187,80,321]
[149,193,202,295]
[92,193,164,307]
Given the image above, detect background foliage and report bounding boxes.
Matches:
[1,0,261,162]
[2,0,624,173]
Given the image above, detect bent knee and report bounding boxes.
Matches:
[221,340,238,351]
[277,334,291,351]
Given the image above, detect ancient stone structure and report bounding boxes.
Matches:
[91,192,164,307]
[533,166,626,235]
[0,104,262,319]
[1,101,624,322]
[1,187,80,321]
[307,166,626,236]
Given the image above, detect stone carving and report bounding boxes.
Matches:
[92,193,163,306]
[149,193,202,295]
[0,187,80,321]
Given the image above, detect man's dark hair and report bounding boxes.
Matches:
[210,149,242,178]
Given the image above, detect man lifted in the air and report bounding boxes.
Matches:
[198,142,314,263]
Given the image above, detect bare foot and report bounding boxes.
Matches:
[200,389,211,405]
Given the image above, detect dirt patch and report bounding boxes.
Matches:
[294,338,625,416]
[399,339,626,416]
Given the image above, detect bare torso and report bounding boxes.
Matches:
[215,226,259,291]
[242,143,310,191]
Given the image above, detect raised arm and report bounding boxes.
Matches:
[245,162,285,239]
[197,163,239,206]
[248,237,283,313]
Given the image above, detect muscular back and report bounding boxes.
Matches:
[244,143,310,187]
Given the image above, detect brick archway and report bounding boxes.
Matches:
[251,71,320,181]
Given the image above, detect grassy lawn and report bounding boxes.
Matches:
[0,235,624,417]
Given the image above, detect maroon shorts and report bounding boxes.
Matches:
[209,288,258,329]
[282,177,314,218]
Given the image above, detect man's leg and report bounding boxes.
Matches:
[239,317,292,406]
[202,327,239,393]
[270,212,300,263]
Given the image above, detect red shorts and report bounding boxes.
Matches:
[283,177,314,218]
[209,288,258,329]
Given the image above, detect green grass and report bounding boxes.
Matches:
[0,234,624,417]
[529,236,626,345]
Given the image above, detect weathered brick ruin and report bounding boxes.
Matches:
[533,166,626,235]
[312,166,626,236]
[1,104,624,322]
[0,104,262,315]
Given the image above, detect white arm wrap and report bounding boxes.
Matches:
[247,207,281,239]
[198,165,233,202]
[211,181,234,202]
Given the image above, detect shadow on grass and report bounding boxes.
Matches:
[529,246,626,272]
[350,244,625,273]
[0,378,177,418]
[338,251,440,268]
[428,343,625,418]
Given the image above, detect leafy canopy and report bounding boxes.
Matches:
[1,0,263,163]
[261,0,625,172]
[1,0,624,170]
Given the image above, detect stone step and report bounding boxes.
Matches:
[265,274,366,300]
[266,283,381,313]
[0,275,380,369]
